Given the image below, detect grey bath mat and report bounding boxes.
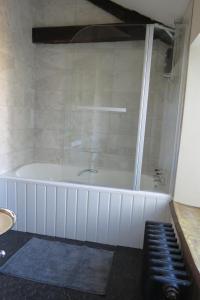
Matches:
[0,237,113,295]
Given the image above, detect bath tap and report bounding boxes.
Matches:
[78,169,98,176]
[153,169,165,185]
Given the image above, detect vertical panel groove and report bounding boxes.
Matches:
[140,194,147,248]
[44,185,47,235]
[95,192,100,242]
[34,184,36,233]
[25,183,27,232]
[130,195,134,247]
[130,195,134,228]
[5,180,8,208]
[36,184,37,233]
[54,187,57,236]
[64,188,67,237]
[14,182,17,230]
[143,194,146,220]
[35,184,38,233]
[74,189,78,239]
[64,188,68,238]
[118,194,123,244]
[85,191,89,240]
[107,193,111,243]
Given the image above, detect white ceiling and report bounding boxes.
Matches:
[113,0,190,26]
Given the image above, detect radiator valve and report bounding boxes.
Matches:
[163,285,180,300]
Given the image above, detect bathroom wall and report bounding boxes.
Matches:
[33,0,145,172]
[0,0,35,174]
[33,0,172,179]
[34,42,145,171]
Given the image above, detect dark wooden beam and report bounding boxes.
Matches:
[32,24,146,44]
[32,23,173,45]
[32,0,174,45]
[86,0,156,24]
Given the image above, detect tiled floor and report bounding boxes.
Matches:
[0,231,143,300]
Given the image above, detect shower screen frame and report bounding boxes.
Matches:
[133,24,155,190]
[133,24,176,192]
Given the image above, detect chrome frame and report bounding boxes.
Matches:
[133,24,155,190]
[133,23,186,194]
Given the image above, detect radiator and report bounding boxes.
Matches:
[142,221,191,300]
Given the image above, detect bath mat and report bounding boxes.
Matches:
[0,237,113,295]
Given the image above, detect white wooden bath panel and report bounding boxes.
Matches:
[0,178,171,249]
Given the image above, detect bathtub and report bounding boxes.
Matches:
[7,163,156,191]
[0,163,171,248]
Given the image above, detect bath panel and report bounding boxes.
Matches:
[0,178,171,248]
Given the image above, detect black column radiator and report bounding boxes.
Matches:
[142,221,192,300]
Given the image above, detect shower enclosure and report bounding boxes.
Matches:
[33,23,177,194]
[8,23,187,194]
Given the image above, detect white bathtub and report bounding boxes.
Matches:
[0,163,171,248]
[7,163,155,191]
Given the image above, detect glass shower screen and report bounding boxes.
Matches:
[62,24,146,189]
[139,25,181,194]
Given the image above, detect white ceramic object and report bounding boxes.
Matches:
[0,208,16,235]
[6,163,156,191]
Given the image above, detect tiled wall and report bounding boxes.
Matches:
[33,0,145,172]
[0,0,35,174]
[34,42,145,171]
[33,1,173,177]
[31,0,170,175]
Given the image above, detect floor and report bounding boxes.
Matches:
[0,231,143,300]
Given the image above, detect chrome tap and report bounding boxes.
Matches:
[153,168,165,185]
[78,169,98,176]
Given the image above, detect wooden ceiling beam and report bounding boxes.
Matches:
[86,0,156,24]
[32,24,147,44]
